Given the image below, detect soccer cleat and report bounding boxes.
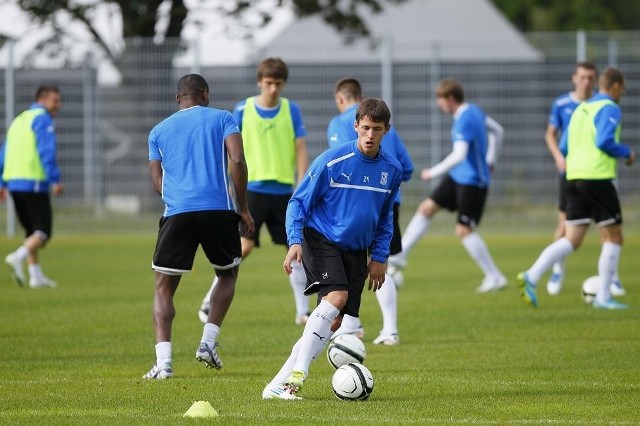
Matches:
[330,325,365,341]
[476,275,507,293]
[262,385,303,400]
[284,370,306,395]
[295,312,310,325]
[143,362,174,380]
[195,342,223,370]
[29,276,57,289]
[5,253,26,287]
[198,302,210,324]
[592,298,628,310]
[517,272,538,308]
[610,279,626,297]
[373,333,399,346]
[546,272,563,295]
[387,264,405,289]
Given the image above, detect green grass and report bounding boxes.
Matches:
[1,233,639,425]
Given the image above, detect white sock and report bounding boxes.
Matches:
[292,300,340,374]
[14,246,29,261]
[289,261,310,316]
[393,213,430,264]
[267,338,302,388]
[201,276,218,305]
[461,232,503,279]
[155,341,172,367]
[527,238,574,284]
[28,264,43,280]
[376,273,398,336]
[595,242,621,303]
[201,323,220,348]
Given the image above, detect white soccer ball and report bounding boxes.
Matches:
[331,363,374,401]
[327,334,366,369]
[581,275,601,304]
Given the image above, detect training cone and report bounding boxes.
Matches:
[183,400,219,418]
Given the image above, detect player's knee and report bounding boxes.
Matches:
[323,290,348,311]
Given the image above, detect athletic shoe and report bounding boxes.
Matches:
[295,312,310,325]
[546,272,563,295]
[262,385,302,400]
[517,272,538,308]
[198,302,210,324]
[29,276,57,289]
[592,298,628,310]
[5,253,25,287]
[284,370,306,395]
[330,325,365,340]
[387,264,405,289]
[387,255,407,270]
[195,342,223,370]
[476,275,507,293]
[143,362,173,380]
[373,333,399,346]
[610,279,626,297]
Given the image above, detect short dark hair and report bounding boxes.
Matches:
[257,57,289,81]
[355,98,391,126]
[35,85,60,101]
[335,77,363,101]
[435,79,464,103]
[575,61,598,74]
[599,67,625,90]
[177,74,209,98]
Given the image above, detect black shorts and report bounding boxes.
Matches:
[300,227,368,318]
[152,210,242,275]
[565,180,622,227]
[390,203,402,255]
[10,191,52,241]
[247,191,290,247]
[558,174,568,212]
[430,175,487,228]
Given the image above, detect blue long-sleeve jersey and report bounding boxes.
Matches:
[286,140,403,263]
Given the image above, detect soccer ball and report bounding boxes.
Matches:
[331,363,374,401]
[581,275,601,304]
[327,334,366,369]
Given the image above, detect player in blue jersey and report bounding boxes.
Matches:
[389,79,506,293]
[197,58,311,326]
[1,85,63,289]
[262,98,403,400]
[327,77,413,346]
[518,67,635,309]
[143,74,254,379]
[544,62,626,297]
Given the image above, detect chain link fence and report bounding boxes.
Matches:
[1,32,639,236]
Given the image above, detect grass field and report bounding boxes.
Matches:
[1,233,639,425]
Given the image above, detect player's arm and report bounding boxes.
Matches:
[545,123,565,172]
[225,132,254,238]
[149,160,162,195]
[485,116,504,170]
[295,137,310,184]
[421,141,468,180]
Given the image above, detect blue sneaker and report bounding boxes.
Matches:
[517,272,538,308]
[592,298,628,310]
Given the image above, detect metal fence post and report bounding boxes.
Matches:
[576,29,587,62]
[429,42,441,189]
[4,39,16,237]
[380,34,394,113]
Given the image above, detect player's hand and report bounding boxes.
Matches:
[52,183,64,196]
[555,156,566,173]
[0,187,7,202]
[367,260,386,292]
[420,168,432,181]
[283,244,303,275]
[239,210,254,238]
[625,150,636,166]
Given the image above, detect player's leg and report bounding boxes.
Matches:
[4,192,33,286]
[374,202,400,345]
[23,193,56,288]
[145,213,198,379]
[548,175,568,295]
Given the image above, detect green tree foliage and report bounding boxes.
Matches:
[491,0,640,31]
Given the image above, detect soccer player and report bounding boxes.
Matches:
[518,67,635,309]
[388,79,506,293]
[1,85,63,288]
[198,58,311,326]
[544,62,625,296]
[143,74,254,379]
[262,98,403,400]
[327,77,414,346]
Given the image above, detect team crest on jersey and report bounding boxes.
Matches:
[380,172,388,186]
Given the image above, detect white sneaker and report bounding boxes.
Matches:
[546,272,563,295]
[330,325,365,340]
[5,253,26,287]
[198,302,210,324]
[262,385,302,400]
[143,362,173,379]
[387,255,407,270]
[387,265,405,288]
[295,313,310,325]
[29,275,57,289]
[476,275,507,293]
[373,333,399,346]
[610,279,626,297]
